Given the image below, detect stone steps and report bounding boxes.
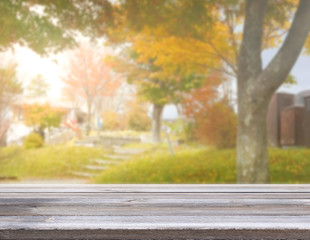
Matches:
[72,146,147,179]
[104,154,131,160]
[84,165,108,171]
[112,146,146,155]
[71,171,98,178]
[93,159,120,165]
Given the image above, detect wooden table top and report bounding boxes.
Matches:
[1,184,310,239]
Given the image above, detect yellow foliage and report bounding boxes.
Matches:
[132,22,233,78]
[303,34,310,55]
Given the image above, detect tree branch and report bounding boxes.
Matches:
[237,0,268,84]
[207,39,237,74]
[197,63,236,78]
[255,0,310,98]
[223,4,239,62]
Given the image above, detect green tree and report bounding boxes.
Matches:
[23,103,63,139]
[26,74,49,97]
[0,1,112,54]
[110,49,206,142]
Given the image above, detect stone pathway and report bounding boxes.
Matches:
[71,146,147,179]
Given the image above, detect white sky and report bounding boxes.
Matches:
[12,45,64,99]
[263,49,310,93]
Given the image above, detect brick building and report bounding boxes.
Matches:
[267,91,310,147]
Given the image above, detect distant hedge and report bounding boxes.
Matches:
[96,147,310,184]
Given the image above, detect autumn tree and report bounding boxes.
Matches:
[101,1,231,142]
[26,74,49,98]
[62,43,122,135]
[23,103,63,139]
[183,72,237,148]
[109,49,206,142]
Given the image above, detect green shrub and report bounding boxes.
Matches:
[128,110,150,131]
[124,101,151,131]
[166,119,196,141]
[102,111,120,130]
[95,147,236,184]
[194,101,237,149]
[24,132,44,149]
[95,147,310,184]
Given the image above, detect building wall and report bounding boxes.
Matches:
[303,96,310,147]
[267,95,278,147]
[295,107,305,146]
[280,106,305,146]
[267,93,294,147]
[280,107,295,146]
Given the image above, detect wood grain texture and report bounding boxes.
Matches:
[0,184,310,239]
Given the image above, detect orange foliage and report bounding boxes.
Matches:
[132,23,234,78]
[195,101,237,149]
[23,103,65,130]
[62,44,123,104]
[101,111,126,131]
[183,72,221,116]
[183,73,237,149]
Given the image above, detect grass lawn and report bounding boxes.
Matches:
[0,145,106,181]
[1,143,310,183]
[95,146,310,184]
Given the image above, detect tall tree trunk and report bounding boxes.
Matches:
[237,0,268,183]
[86,100,92,136]
[151,104,164,143]
[237,0,310,183]
[237,93,270,183]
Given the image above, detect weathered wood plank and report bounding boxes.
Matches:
[1,205,310,216]
[1,184,310,239]
[1,229,310,240]
[1,197,310,204]
[1,184,310,193]
[1,195,310,216]
[1,215,310,229]
[2,192,310,199]
[1,215,310,239]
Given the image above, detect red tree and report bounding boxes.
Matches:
[183,73,237,148]
[62,44,122,135]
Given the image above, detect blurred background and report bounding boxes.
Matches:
[0,0,310,184]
